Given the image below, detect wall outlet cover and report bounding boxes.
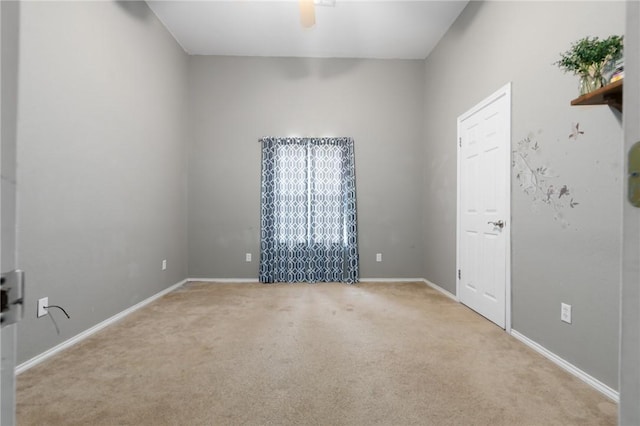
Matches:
[561,303,572,324]
[162,259,167,270]
[376,253,382,262]
[246,253,252,262]
[37,297,48,318]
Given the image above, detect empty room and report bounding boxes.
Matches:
[1,0,639,425]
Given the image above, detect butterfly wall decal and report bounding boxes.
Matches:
[569,122,584,140]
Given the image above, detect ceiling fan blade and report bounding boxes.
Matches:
[299,0,315,28]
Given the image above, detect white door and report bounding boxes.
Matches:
[457,84,511,329]
[1,1,21,424]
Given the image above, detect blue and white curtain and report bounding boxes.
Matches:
[259,137,359,284]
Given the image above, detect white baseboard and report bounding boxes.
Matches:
[421,278,458,301]
[510,329,619,402]
[187,278,259,283]
[191,278,429,284]
[16,279,187,375]
[359,278,425,283]
[192,278,427,284]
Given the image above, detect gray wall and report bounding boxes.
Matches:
[621,1,640,422]
[15,1,188,363]
[422,1,624,388]
[188,57,425,279]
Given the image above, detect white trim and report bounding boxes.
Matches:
[187,278,259,283]
[458,83,511,123]
[358,278,425,283]
[189,279,455,290]
[504,83,512,334]
[189,278,431,284]
[456,101,462,316]
[190,278,427,284]
[16,280,187,375]
[510,329,619,402]
[456,82,512,332]
[421,278,458,302]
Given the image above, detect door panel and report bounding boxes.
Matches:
[464,230,479,292]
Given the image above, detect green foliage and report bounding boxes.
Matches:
[555,35,624,75]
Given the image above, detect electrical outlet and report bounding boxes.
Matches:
[37,297,49,318]
[561,303,572,324]
[162,259,167,271]
[376,253,382,262]
[245,253,252,262]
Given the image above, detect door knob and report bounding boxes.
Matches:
[488,220,505,229]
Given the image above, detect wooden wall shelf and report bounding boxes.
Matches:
[571,79,623,112]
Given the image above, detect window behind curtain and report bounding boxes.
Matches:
[274,144,344,245]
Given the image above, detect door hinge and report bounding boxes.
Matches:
[1,270,25,327]
[458,269,461,280]
[459,137,462,148]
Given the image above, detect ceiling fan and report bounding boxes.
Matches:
[299,0,335,28]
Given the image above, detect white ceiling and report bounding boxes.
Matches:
[146,1,469,59]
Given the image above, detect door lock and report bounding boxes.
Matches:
[488,220,505,229]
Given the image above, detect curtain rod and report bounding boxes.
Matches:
[258,136,352,142]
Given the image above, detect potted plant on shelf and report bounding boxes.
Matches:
[555,35,624,96]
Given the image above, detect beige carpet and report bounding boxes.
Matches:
[17,282,616,425]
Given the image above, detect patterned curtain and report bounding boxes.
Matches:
[259,137,359,284]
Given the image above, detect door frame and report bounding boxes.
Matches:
[620,1,640,423]
[0,1,21,424]
[456,82,512,332]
